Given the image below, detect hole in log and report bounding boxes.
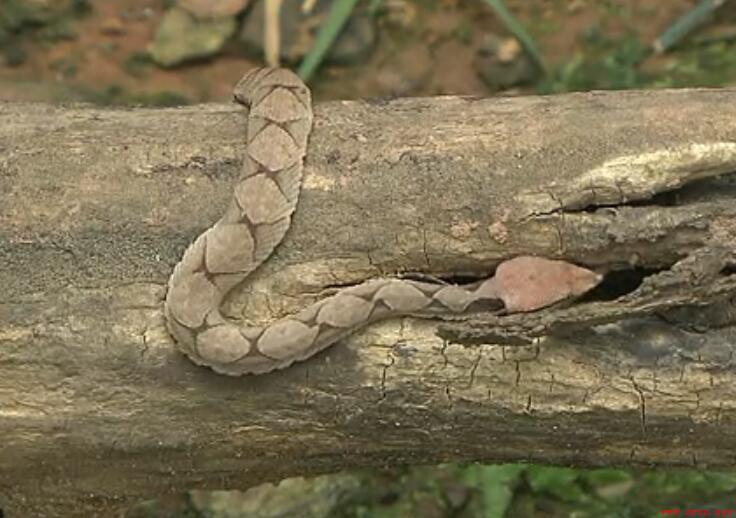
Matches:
[566,171,736,213]
[430,274,484,285]
[647,174,736,206]
[579,267,665,302]
[721,264,736,276]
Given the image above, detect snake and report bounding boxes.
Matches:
[164,67,601,376]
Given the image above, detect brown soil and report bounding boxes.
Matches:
[0,0,696,104]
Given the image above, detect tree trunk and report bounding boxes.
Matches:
[2,88,736,517]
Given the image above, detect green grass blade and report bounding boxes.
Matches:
[298,0,360,82]
[479,0,546,73]
[653,0,727,53]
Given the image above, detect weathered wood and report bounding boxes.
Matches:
[2,88,736,517]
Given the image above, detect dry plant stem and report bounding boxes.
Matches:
[2,87,736,517]
[264,0,283,66]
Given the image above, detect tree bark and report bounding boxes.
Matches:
[2,88,736,517]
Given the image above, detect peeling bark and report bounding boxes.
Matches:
[2,88,736,517]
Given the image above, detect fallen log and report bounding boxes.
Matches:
[2,87,736,517]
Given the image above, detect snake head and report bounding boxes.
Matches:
[234,67,309,107]
[233,71,260,106]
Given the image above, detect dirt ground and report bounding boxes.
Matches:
[0,0,723,105]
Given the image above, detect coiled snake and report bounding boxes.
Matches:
[164,67,601,375]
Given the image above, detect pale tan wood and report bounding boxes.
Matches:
[2,88,736,516]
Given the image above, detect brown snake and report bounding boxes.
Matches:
[164,67,601,375]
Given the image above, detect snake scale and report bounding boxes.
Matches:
[164,67,601,375]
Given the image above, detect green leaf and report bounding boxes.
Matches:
[526,465,588,503]
[463,463,525,518]
[583,468,635,500]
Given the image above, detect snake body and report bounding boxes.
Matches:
[164,68,600,375]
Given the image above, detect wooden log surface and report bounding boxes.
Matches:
[2,88,736,517]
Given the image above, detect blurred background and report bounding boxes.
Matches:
[4,0,736,105]
[4,1,736,516]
